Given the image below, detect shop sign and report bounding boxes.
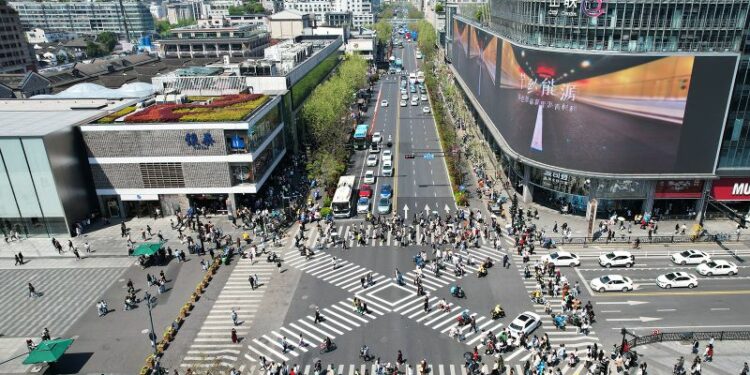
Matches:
[655,180,704,199]
[547,0,607,18]
[711,178,750,201]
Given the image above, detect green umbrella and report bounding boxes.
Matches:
[23,338,74,365]
[131,242,162,257]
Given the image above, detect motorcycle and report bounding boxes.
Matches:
[456,310,471,326]
[450,285,466,298]
[491,305,505,319]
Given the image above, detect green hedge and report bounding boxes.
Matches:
[291,53,340,109]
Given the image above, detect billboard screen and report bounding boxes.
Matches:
[451,19,738,175]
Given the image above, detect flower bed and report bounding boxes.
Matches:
[96,106,136,123]
[124,94,268,123]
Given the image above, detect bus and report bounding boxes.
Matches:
[331,175,356,218]
[353,124,369,150]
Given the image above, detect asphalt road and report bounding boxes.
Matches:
[546,247,750,349]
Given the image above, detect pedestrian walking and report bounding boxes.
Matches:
[502,254,510,269]
[277,260,282,272]
[361,276,366,289]
[314,308,322,324]
[147,225,153,236]
[231,309,238,326]
[249,274,256,290]
[84,241,91,253]
[231,328,238,344]
[18,252,24,265]
[73,247,81,260]
[14,253,20,266]
[423,295,429,312]
[331,256,337,270]
[28,282,39,298]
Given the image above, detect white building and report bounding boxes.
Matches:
[201,0,243,19]
[283,0,332,25]
[167,1,203,25]
[333,0,373,27]
[150,1,166,19]
[24,28,76,44]
[268,9,315,39]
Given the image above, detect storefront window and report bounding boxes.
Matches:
[247,103,281,152]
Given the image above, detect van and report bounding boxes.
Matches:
[382,160,393,176]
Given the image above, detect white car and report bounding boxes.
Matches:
[400,100,407,107]
[671,249,710,265]
[696,260,738,276]
[656,272,698,289]
[357,197,370,213]
[401,93,408,100]
[372,132,382,144]
[366,154,379,167]
[363,170,376,184]
[508,312,541,338]
[590,275,634,293]
[382,149,392,162]
[541,251,581,267]
[598,251,635,268]
[411,98,419,106]
[401,88,407,95]
[382,160,393,177]
[420,94,428,101]
[380,100,388,107]
[422,106,430,114]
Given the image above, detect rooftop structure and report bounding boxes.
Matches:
[0,3,34,73]
[159,23,271,59]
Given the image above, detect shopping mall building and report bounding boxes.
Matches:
[446,0,750,222]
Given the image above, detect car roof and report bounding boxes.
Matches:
[365,170,374,175]
[381,184,392,190]
[602,275,625,281]
[358,197,369,203]
[361,184,371,190]
[609,250,631,256]
[707,259,730,266]
[515,311,539,321]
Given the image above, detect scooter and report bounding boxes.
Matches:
[490,305,505,319]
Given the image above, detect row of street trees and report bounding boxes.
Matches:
[301,55,369,191]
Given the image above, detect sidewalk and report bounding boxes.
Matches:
[633,340,748,375]
[0,215,246,260]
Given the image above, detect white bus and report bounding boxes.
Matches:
[331,175,356,218]
[416,71,425,84]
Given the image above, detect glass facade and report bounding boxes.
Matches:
[718,32,750,170]
[0,138,67,237]
[488,0,748,53]
[225,102,283,154]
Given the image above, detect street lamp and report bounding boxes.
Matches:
[144,292,160,371]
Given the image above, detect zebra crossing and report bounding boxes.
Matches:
[283,249,388,293]
[291,223,504,250]
[512,254,601,353]
[240,361,587,375]
[180,260,275,370]
[402,245,507,293]
[242,298,389,365]
[0,266,128,337]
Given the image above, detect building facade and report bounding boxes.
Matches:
[0,99,124,237]
[9,0,155,39]
[159,24,271,59]
[0,3,34,74]
[81,94,286,218]
[448,0,750,223]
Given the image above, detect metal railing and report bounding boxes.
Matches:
[538,232,744,247]
[619,330,750,352]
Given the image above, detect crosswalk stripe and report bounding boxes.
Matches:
[287,323,322,343]
[308,314,348,334]
[297,319,336,339]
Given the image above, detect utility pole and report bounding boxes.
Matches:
[118,0,131,42]
[144,292,160,371]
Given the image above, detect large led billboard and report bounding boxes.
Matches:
[451,19,738,175]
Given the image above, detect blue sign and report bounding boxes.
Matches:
[185,132,215,149]
[202,132,214,147]
[423,153,434,160]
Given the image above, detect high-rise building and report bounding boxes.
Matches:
[9,1,155,39]
[0,3,34,73]
[448,0,750,221]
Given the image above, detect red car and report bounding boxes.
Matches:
[359,184,373,198]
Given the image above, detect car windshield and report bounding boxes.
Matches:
[509,322,522,331]
[706,261,717,267]
[600,276,611,283]
[550,253,559,259]
[605,253,616,259]
[665,273,677,280]
[680,251,691,257]
[358,198,368,204]
[379,198,389,206]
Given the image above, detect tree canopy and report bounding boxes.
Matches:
[96,32,118,52]
[228,1,265,15]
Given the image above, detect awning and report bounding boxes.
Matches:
[131,242,162,256]
[23,338,74,365]
[121,194,159,201]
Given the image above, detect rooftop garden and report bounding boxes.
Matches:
[121,94,268,123]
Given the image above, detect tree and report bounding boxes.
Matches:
[228,1,265,15]
[155,19,197,37]
[372,19,393,46]
[85,42,105,58]
[435,3,444,13]
[96,31,118,52]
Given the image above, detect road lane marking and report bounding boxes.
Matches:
[595,290,750,297]
[710,307,730,311]
[657,309,676,312]
[600,310,621,313]
[613,324,750,331]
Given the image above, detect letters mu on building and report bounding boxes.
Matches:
[81,93,286,219]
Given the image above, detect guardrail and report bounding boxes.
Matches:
[619,330,750,352]
[541,233,743,247]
